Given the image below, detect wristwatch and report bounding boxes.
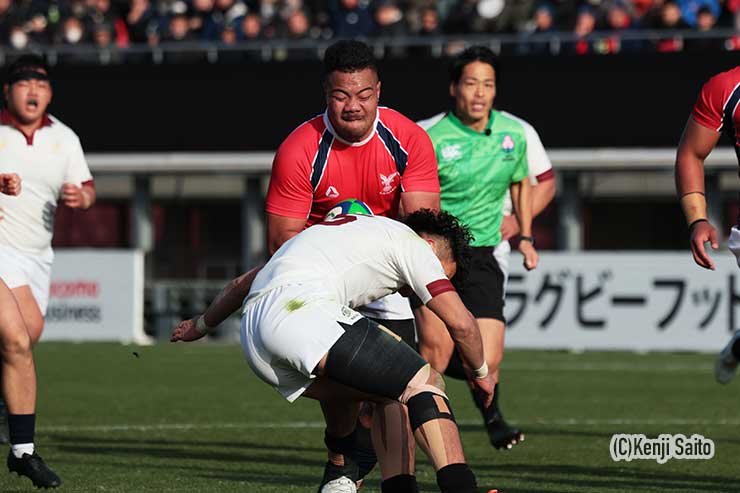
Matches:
[520,236,535,246]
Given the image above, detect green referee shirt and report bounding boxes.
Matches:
[426,110,529,247]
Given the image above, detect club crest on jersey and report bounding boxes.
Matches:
[325,186,340,198]
[440,144,462,161]
[502,135,515,153]
[379,172,399,195]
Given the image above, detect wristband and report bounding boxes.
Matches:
[679,191,708,226]
[520,236,535,246]
[689,218,709,231]
[195,315,212,335]
[474,361,488,379]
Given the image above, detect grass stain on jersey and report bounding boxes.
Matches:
[285,299,306,312]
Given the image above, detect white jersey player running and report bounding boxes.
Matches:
[172,208,495,493]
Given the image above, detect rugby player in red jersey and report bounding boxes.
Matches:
[675,66,740,384]
[265,40,441,491]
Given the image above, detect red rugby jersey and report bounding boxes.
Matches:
[692,66,740,164]
[266,107,440,226]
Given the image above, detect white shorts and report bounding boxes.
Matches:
[730,226,740,267]
[241,284,362,402]
[0,244,53,314]
[493,240,512,293]
[358,292,413,321]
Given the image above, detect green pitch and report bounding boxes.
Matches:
[3,343,739,492]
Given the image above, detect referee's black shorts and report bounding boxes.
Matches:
[458,246,506,322]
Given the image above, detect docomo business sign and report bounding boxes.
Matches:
[504,252,740,351]
[44,249,148,344]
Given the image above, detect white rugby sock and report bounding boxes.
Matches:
[11,442,34,458]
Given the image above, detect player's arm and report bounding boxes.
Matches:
[267,213,306,254]
[532,177,556,216]
[399,124,441,216]
[399,191,440,216]
[675,116,722,270]
[425,291,494,405]
[171,264,263,342]
[510,178,538,270]
[501,176,555,240]
[264,137,313,253]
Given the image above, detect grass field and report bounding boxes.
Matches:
[3,342,740,492]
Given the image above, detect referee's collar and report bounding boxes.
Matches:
[0,109,53,146]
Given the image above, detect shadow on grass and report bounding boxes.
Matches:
[44,434,323,453]
[478,463,740,492]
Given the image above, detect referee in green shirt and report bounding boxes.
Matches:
[416,46,538,451]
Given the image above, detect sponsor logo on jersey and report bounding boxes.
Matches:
[440,144,462,161]
[325,186,340,198]
[502,135,515,153]
[379,172,399,195]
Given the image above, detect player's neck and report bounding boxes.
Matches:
[454,110,489,133]
[6,111,46,138]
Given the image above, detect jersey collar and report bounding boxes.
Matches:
[0,109,54,146]
[447,109,496,137]
[323,109,379,147]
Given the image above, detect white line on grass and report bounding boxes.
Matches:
[502,363,713,372]
[38,418,740,433]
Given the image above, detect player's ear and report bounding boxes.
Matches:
[376,79,381,99]
[449,82,456,98]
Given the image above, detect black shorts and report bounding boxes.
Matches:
[326,317,427,400]
[368,317,417,351]
[457,246,505,322]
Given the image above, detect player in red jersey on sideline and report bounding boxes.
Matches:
[674,66,740,384]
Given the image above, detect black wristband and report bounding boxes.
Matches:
[688,218,708,231]
[520,235,535,246]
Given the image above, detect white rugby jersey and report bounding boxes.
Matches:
[247,214,455,309]
[417,111,554,216]
[0,111,92,255]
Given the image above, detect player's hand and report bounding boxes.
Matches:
[170,317,206,342]
[690,220,719,270]
[0,173,21,196]
[500,215,520,241]
[470,373,495,408]
[61,183,88,209]
[519,240,538,270]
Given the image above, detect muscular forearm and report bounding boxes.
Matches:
[202,264,263,327]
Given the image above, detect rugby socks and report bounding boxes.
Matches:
[381,474,419,493]
[355,423,377,479]
[8,413,35,458]
[436,463,477,493]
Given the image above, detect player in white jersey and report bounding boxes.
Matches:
[0,55,95,342]
[0,56,94,485]
[0,172,61,489]
[172,209,495,493]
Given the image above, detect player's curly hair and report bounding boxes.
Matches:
[403,209,474,286]
[323,40,378,81]
[449,45,499,85]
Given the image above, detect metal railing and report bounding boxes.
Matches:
[2,28,739,65]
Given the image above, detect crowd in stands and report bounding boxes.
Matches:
[0,0,738,56]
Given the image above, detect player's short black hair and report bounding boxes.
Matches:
[403,209,473,284]
[449,46,498,85]
[323,40,378,82]
[6,55,50,82]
